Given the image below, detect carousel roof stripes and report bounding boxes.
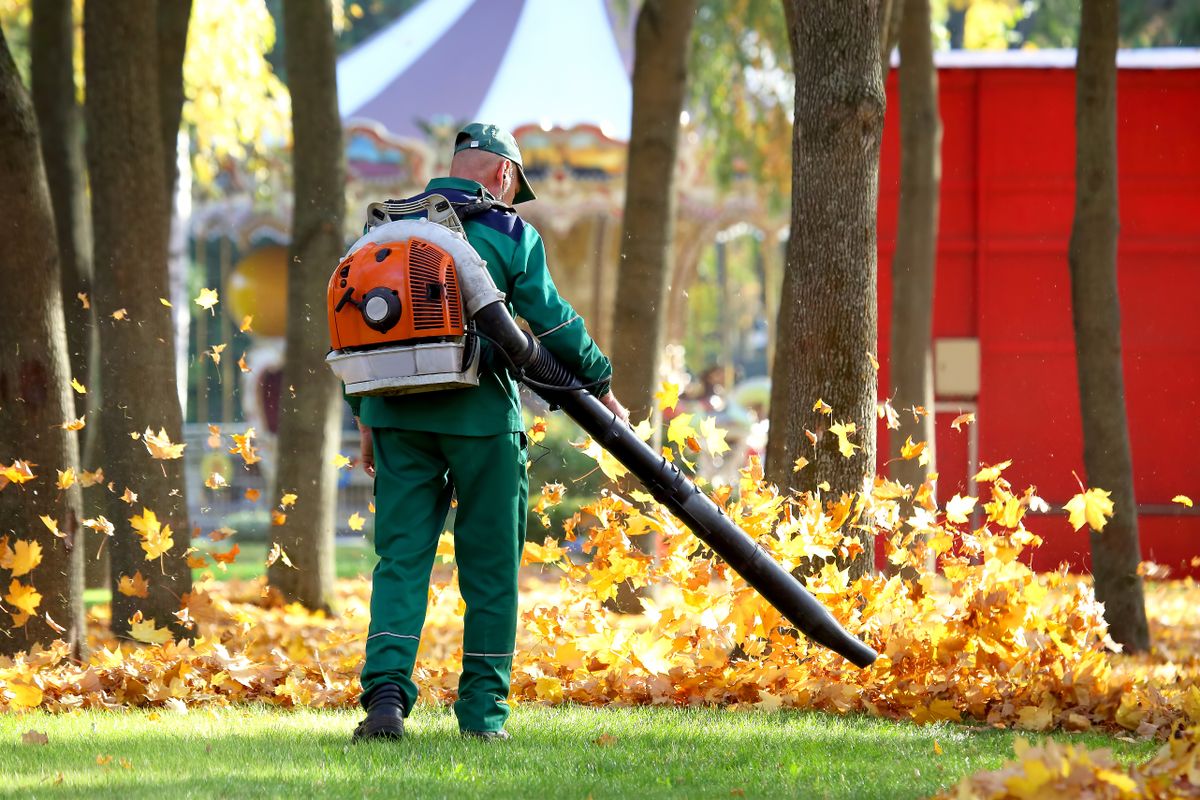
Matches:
[336,0,635,141]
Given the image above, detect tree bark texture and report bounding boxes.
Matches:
[31,0,92,404]
[878,0,904,66]
[888,0,940,496]
[31,0,107,590]
[609,0,697,421]
[84,1,192,639]
[1068,0,1149,652]
[157,0,192,206]
[0,26,85,657]
[768,0,886,578]
[267,0,346,612]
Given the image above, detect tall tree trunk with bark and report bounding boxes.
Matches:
[85,1,192,640]
[767,0,886,579]
[609,0,697,422]
[888,0,941,496]
[0,25,85,657]
[267,0,346,612]
[1068,0,1149,653]
[31,0,106,590]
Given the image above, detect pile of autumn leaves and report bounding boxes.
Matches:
[3,408,1200,797]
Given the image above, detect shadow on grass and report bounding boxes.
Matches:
[1,706,1159,800]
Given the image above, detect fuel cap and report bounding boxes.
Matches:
[360,287,402,332]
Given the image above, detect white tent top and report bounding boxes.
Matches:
[337,0,634,141]
[919,47,1200,69]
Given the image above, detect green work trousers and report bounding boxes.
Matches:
[360,427,528,733]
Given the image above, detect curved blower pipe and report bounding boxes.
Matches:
[458,272,879,669]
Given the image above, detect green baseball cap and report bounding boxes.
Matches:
[454,122,537,204]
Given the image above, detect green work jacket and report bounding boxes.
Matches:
[343,177,612,435]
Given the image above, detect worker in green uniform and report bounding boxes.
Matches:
[347,123,628,742]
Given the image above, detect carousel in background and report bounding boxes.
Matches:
[183,0,782,521]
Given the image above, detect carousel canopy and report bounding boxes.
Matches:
[336,0,634,141]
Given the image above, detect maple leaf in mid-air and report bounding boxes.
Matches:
[951,412,976,431]
[229,428,261,466]
[1,540,43,577]
[973,460,1012,483]
[131,507,175,560]
[699,417,730,458]
[653,381,681,413]
[813,398,833,415]
[194,288,219,314]
[1064,488,1114,533]
[5,579,42,617]
[828,421,859,458]
[143,427,186,459]
[347,512,366,532]
[240,315,253,332]
[117,572,150,598]
[945,494,978,524]
[70,378,87,394]
[0,460,36,489]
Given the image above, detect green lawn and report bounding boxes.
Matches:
[83,541,378,607]
[0,705,1157,800]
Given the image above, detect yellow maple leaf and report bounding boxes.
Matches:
[237,354,250,373]
[574,437,628,482]
[239,315,254,332]
[117,572,150,598]
[77,292,89,308]
[229,428,261,465]
[945,494,978,524]
[950,412,975,431]
[8,681,43,709]
[70,378,87,394]
[271,509,287,526]
[876,400,901,430]
[698,416,730,457]
[143,427,185,459]
[39,515,62,538]
[265,542,294,569]
[5,579,42,616]
[813,398,832,415]
[83,516,115,536]
[973,459,1012,483]
[527,417,548,444]
[204,472,228,490]
[900,437,926,461]
[348,512,365,531]
[120,487,138,505]
[194,287,219,314]
[111,308,128,321]
[665,413,696,452]
[5,540,43,578]
[1173,495,1193,508]
[128,614,173,645]
[159,297,172,307]
[0,460,36,488]
[793,456,809,473]
[60,416,85,431]
[828,421,859,458]
[80,467,105,487]
[332,453,351,469]
[131,507,175,559]
[1064,488,1114,532]
[653,381,681,413]
[56,468,76,489]
[207,343,227,365]
[280,493,298,508]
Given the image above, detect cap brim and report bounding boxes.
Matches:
[513,163,536,204]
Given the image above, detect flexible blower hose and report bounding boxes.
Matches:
[469,302,879,669]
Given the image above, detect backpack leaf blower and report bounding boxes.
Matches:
[326,196,879,669]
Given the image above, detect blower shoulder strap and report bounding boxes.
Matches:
[364,193,514,235]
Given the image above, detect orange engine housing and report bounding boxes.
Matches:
[327,238,465,351]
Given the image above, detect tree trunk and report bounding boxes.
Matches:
[888,0,940,497]
[267,0,346,612]
[157,0,191,206]
[1068,0,1149,653]
[0,25,85,657]
[878,0,904,65]
[31,0,107,590]
[768,0,886,579]
[608,0,697,422]
[85,1,192,640]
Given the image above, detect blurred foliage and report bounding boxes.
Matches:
[687,0,792,203]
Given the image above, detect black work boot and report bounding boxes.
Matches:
[352,684,406,742]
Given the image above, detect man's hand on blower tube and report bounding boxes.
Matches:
[599,391,629,425]
[357,419,375,477]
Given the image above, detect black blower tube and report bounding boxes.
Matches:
[472,304,879,669]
